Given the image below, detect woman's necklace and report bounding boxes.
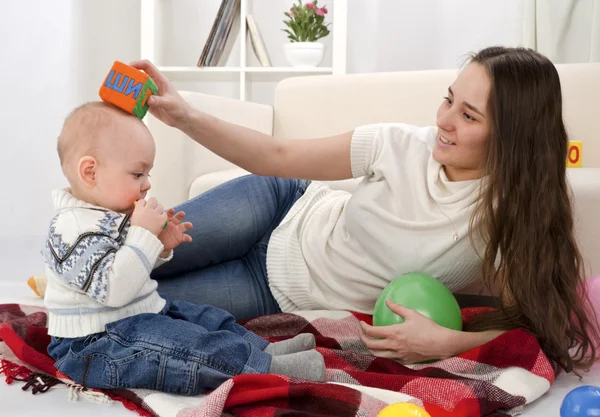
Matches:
[435,201,459,242]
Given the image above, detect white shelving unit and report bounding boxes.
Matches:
[140,0,347,101]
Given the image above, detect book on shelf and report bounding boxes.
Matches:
[246,15,271,67]
[197,0,240,67]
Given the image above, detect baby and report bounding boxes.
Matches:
[42,101,325,395]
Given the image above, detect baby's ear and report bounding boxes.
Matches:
[78,156,98,187]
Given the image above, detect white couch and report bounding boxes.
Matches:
[147,63,600,279]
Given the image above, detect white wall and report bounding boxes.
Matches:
[537,0,600,62]
[71,1,141,104]
[0,0,140,283]
[0,1,76,281]
[347,0,535,73]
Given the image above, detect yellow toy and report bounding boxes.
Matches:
[27,275,47,298]
[377,402,431,417]
[567,141,582,168]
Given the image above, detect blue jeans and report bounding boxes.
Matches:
[151,175,311,320]
[47,299,271,395]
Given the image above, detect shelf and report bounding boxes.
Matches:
[244,67,333,73]
[158,66,333,74]
[158,66,243,73]
[143,0,348,102]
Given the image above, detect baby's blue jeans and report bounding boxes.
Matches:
[47,298,271,395]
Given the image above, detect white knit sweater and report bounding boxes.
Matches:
[266,123,486,314]
[42,189,168,338]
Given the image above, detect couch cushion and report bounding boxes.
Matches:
[189,168,250,199]
[188,169,363,200]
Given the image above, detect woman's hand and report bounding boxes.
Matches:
[129,59,193,128]
[359,299,455,364]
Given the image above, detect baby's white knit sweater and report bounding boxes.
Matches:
[42,189,168,338]
[266,123,486,314]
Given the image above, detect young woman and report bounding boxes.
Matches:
[133,46,598,374]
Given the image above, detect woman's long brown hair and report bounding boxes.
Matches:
[464,46,599,375]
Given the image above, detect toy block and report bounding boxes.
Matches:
[566,141,582,168]
[99,61,158,119]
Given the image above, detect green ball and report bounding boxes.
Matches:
[373,272,463,331]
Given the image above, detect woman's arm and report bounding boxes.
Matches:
[130,59,354,181]
[359,299,505,363]
[180,108,353,180]
[441,328,506,359]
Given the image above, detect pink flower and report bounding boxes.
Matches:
[315,7,326,16]
[305,3,315,9]
[321,6,328,14]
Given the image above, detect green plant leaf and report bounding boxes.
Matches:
[283,1,330,43]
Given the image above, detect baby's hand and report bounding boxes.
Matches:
[158,208,193,252]
[130,197,168,236]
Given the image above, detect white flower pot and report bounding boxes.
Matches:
[284,42,325,68]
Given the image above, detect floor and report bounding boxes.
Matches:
[1,240,599,416]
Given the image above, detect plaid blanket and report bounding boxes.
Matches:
[0,303,555,417]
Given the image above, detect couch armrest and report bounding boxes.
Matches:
[459,168,600,297]
[146,92,273,209]
[569,168,600,278]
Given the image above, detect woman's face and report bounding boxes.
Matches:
[433,62,492,181]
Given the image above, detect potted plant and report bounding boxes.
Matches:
[282,0,330,67]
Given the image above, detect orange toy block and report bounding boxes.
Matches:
[567,141,582,168]
[99,61,158,119]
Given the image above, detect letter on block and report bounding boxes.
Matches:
[566,141,582,168]
[99,61,158,119]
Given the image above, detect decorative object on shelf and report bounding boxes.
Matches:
[198,0,241,67]
[283,0,330,67]
[140,0,347,101]
[246,14,272,67]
